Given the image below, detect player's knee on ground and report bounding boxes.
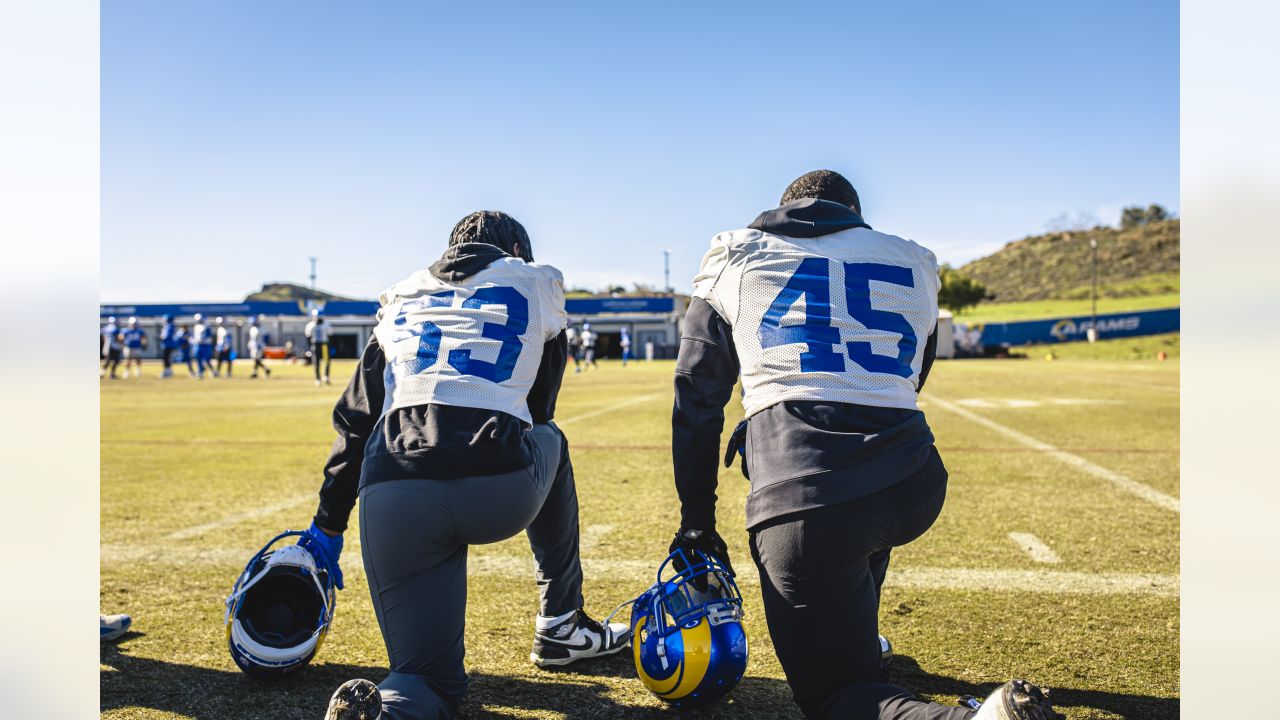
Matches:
[379,671,462,720]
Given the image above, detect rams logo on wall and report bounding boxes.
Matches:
[1050,315,1142,341]
[298,299,327,316]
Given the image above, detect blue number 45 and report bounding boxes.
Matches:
[757,259,918,377]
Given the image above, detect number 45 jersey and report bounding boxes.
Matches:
[694,204,940,418]
[373,255,567,425]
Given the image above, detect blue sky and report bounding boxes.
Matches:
[102,1,1178,302]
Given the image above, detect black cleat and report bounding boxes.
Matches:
[531,609,630,668]
[324,679,381,720]
[968,679,1064,720]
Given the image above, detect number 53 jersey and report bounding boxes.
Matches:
[373,256,567,425]
[693,222,940,418]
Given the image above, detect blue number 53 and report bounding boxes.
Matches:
[757,259,918,377]
[389,286,528,382]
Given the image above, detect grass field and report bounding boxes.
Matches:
[1026,333,1180,362]
[955,292,1179,325]
[101,356,1179,719]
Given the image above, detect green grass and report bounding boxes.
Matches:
[955,292,1179,324]
[1024,332,1180,361]
[1056,271,1180,302]
[101,358,1179,719]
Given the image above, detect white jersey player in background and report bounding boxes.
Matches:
[305,309,332,386]
[579,323,598,369]
[214,316,235,377]
[668,170,1062,720]
[247,315,272,379]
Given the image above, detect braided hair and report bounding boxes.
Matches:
[448,211,534,262]
[779,170,861,213]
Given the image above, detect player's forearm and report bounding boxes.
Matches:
[672,375,725,531]
[671,298,741,532]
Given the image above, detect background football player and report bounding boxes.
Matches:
[101,316,120,378]
[566,323,582,373]
[668,170,1062,720]
[175,324,196,377]
[214,316,235,377]
[159,314,177,378]
[310,211,629,720]
[580,322,599,370]
[192,313,217,378]
[121,317,148,379]
[305,309,332,385]
[247,314,272,379]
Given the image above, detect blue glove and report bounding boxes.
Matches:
[301,521,345,590]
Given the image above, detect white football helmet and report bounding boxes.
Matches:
[225,531,337,677]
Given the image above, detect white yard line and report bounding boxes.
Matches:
[556,393,662,426]
[102,543,1177,597]
[1008,532,1062,564]
[580,524,614,553]
[924,394,1180,513]
[164,495,314,540]
[888,567,1178,597]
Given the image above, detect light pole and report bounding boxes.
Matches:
[309,256,318,291]
[663,249,672,294]
[1087,237,1099,343]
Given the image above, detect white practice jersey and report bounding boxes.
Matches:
[373,258,566,424]
[306,320,331,343]
[694,226,940,418]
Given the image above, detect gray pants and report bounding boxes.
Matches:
[358,423,584,720]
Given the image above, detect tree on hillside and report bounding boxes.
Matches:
[938,265,991,313]
[1120,203,1171,229]
[1143,204,1169,224]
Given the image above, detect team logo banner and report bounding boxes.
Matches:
[972,307,1179,347]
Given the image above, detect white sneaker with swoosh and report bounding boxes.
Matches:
[530,609,630,668]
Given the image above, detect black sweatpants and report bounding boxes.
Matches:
[313,341,331,380]
[749,448,975,720]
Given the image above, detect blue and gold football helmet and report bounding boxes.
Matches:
[627,548,748,707]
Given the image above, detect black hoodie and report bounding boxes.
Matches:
[312,243,568,533]
[673,200,939,532]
